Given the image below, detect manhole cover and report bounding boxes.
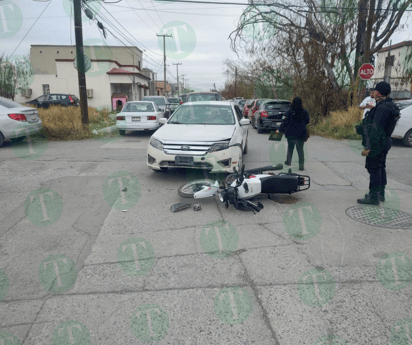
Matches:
[346,206,412,229]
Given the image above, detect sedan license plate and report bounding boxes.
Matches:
[132,117,141,122]
[175,156,194,166]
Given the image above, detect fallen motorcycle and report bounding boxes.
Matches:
[177,164,310,213]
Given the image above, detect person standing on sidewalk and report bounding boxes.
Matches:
[276,96,310,171]
[359,88,376,119]
[356,81,401,205]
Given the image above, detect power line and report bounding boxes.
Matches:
[10,0,53,56]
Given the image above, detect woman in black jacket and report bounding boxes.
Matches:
[277,97,310,170]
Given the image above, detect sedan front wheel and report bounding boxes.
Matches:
[403,129,412,147]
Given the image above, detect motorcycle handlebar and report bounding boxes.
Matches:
[245,164,283,174]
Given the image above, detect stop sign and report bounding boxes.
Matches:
[359,63,375,80]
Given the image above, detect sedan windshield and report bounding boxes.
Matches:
[143,97,165,105]
[168,98,181,103]
[168,105,235,125]
[395,100,412,110]
[0,97,22,109]
[265,102,290,111]
[122,102,155,112]
[187,93,221,102]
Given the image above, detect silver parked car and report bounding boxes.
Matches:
[0,96,42,148]
[116,101,165,135]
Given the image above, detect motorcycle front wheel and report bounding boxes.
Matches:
[178,179,216,198]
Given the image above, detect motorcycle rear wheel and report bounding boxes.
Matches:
[178,179,216,198]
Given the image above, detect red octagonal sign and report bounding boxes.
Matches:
[359,63,375,80]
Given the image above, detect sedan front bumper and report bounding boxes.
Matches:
[147,143,243,173]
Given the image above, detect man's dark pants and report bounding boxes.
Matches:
[286,139,305,165]
[366,139,392,196]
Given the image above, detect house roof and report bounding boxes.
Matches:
[107,68,140,75]
[378,40,412,53]
[55,59,150,79]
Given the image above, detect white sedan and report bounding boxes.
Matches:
[393,99,412,147]
[116,101,165,135]
[0,96,42,148]
[147,101,250,173]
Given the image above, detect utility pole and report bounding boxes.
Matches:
[181,74,186,92]
[157,33,172,97]
[235,67,237,98]
[132,54,136,100]
[73,0,88,128]
[173,63,182,95]
[154,72,157,95]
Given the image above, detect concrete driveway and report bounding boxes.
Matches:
[0,128,411,344]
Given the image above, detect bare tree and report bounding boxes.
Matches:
[230,0,412,106]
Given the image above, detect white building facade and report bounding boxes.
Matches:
[15,45,153,109]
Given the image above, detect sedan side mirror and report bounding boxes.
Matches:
[240,118,251,126]
[159,118,167,125]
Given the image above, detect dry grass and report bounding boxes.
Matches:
[330,106,363,127]
[309,106,363,140]
[35,105,114,140]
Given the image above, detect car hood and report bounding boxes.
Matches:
[154,124,235,142]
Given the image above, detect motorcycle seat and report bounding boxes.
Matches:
[260,175,299,194]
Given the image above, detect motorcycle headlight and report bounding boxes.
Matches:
[217,191,226,203]
[208,143,230,153]
[150,138,164,151]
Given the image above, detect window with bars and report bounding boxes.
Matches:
[42,84,50,95]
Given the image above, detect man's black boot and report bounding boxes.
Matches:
[357,193,379,205]
[284,160,291,166]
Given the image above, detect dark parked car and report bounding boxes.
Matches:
[253,100,291,133]
[26,94,79,108]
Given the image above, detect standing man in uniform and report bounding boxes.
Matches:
[356,81,400,205]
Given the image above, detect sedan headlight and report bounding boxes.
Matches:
[208,142,230,153]
[150,138,164,151]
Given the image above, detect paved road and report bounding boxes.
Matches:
[1,127,412,345]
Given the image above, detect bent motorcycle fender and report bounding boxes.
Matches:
[193,180,220,199]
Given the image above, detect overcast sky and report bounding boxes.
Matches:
[1,0,411,92]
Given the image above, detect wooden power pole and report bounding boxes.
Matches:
[73,0,88,129]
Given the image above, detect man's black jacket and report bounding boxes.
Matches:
[356,98,400,157]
